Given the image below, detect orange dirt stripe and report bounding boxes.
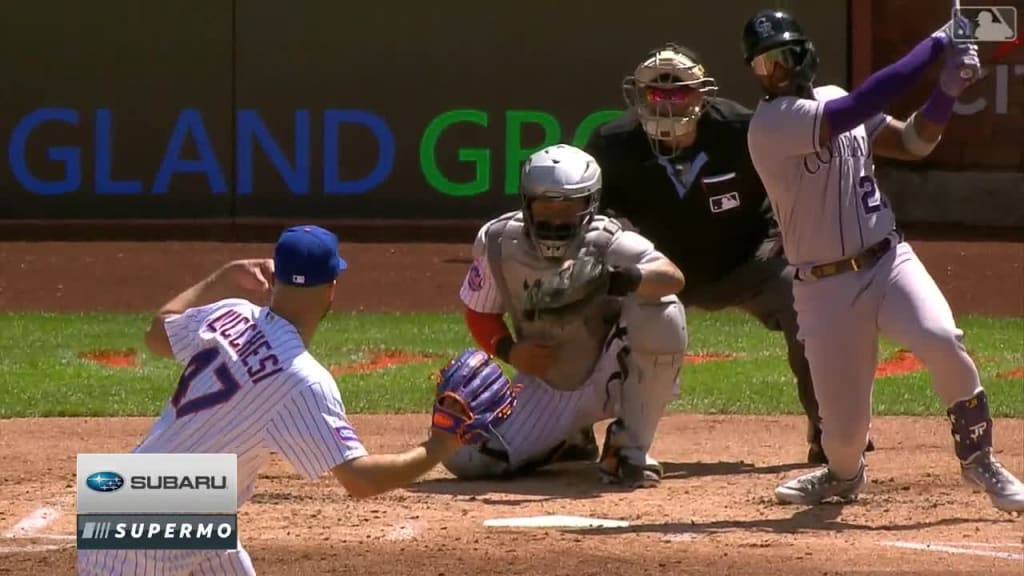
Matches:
[331,350,442,376]
[996,367,1024,380]
[876,350,924,377]
[685,353,734,364]
[78,348,138,368]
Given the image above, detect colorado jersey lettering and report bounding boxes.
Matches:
[748,85,895,267]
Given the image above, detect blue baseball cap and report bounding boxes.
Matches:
[273,225,348,287]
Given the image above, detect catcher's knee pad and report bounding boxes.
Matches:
[442,444,512,480]
[621,296,687,397]
[620,296,688,356]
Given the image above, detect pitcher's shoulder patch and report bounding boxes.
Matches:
[467,262,484,291]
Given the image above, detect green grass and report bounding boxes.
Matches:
[0,311,1020,418]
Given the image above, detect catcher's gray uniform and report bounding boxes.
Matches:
[449,210,687,478]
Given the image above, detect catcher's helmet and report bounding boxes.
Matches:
[519,144,601,260]
[742,10,818,91]
[623,43,717,156]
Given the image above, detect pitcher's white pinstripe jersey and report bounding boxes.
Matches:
[78,298,366,575]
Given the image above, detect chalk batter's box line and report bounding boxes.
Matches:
[879,540,1024,561]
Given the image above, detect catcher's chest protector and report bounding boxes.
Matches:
[486,213,623,391]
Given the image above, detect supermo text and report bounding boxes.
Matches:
[114,522,234,539]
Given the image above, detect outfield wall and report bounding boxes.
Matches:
[0,0,1020,237]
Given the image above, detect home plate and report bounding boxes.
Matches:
[483,515,629,529]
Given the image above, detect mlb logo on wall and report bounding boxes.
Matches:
[952,6,1018,42]
[77,453,238,550]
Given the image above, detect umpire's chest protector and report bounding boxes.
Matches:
[487,214,622,391]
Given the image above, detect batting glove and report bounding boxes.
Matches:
[940,41,981,96]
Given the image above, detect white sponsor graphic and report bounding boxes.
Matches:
[79,521,234,540]
[77,453,238,514]
[952,7,1017,42]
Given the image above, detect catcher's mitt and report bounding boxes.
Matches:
[432,349,517,445]
[523,248,611,321]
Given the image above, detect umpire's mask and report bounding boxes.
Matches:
[519,144,602,261]
[623,44,718,158]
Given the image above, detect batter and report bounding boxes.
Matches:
[447,143,688,488]
[740,9,1023,512]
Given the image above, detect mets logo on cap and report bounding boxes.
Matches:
[274,225,348,286]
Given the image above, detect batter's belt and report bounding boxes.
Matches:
[795,234,898,281]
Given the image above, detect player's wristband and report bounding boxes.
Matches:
[920,86,956,124]
[607,265,643,297]
[493,335,515,363]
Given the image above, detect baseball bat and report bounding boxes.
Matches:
[952,0,975,79]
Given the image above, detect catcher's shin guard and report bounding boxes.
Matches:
[615,297,687,460]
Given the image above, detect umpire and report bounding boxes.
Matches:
[584,42,873,464]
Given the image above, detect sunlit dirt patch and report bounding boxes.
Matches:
[876,350,925,377]
[330,350,442,376]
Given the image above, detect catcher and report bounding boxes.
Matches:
[77,225,516,575]
[449,143,688,488]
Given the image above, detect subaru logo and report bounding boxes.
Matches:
[85,471,124,492]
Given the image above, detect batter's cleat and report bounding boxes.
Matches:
[960,449,1024,514]
[598,419,663,488]
[774,465,866,505]
[807,437,876,465]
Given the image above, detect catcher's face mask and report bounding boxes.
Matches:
[519,145,603,261]
[527,196,595,260]
[623,45,718,157]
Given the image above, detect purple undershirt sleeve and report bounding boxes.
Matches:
[919,86,956,124]
[823,35,948,136]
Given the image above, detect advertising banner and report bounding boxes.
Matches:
[76,453,238,550]
[0,0,847,221]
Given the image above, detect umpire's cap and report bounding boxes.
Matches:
[274,225,348,287]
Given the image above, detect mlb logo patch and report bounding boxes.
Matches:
[951,6,1017,43]
[709,192,741,213]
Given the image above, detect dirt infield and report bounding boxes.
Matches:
[1,416,1022,575]
[0,236,1021,315]
[0,236,1022,575]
